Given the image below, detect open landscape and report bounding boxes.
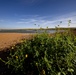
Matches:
[0,0,76,75]
[0,28,76,75]
[0,28,76,51]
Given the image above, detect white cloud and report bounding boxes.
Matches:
[16,12,76,28]
[17,21,26,24]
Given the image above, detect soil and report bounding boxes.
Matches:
[0,33,33,51]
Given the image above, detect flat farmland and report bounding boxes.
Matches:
[0,33,32,51]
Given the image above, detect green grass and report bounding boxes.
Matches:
[0,29,76,75]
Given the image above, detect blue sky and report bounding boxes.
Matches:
[0,0,76,29]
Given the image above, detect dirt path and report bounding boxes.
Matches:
[0,33,33,51]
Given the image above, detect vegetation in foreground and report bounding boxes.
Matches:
[0,29,76,75]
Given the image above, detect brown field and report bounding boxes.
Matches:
[0,33,33,51]
[0,29,76,51]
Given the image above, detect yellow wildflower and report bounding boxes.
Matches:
[25,54,28,58]
[36,62,38,66]
[42,69,45,75]
[16,56,18,59]
[12,46,14,49]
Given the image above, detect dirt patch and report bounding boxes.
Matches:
[0,33,33,51]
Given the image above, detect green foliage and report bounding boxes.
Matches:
[1,31,76,75]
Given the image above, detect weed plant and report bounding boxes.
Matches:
[0,29,76,75]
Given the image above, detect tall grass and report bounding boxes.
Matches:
[0,20,76,75]
[0,29,75,75]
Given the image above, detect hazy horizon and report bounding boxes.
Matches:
[0,0,76,29]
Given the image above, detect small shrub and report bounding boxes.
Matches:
[1,32,76,75]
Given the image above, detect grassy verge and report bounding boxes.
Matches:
[0,30,76,75]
